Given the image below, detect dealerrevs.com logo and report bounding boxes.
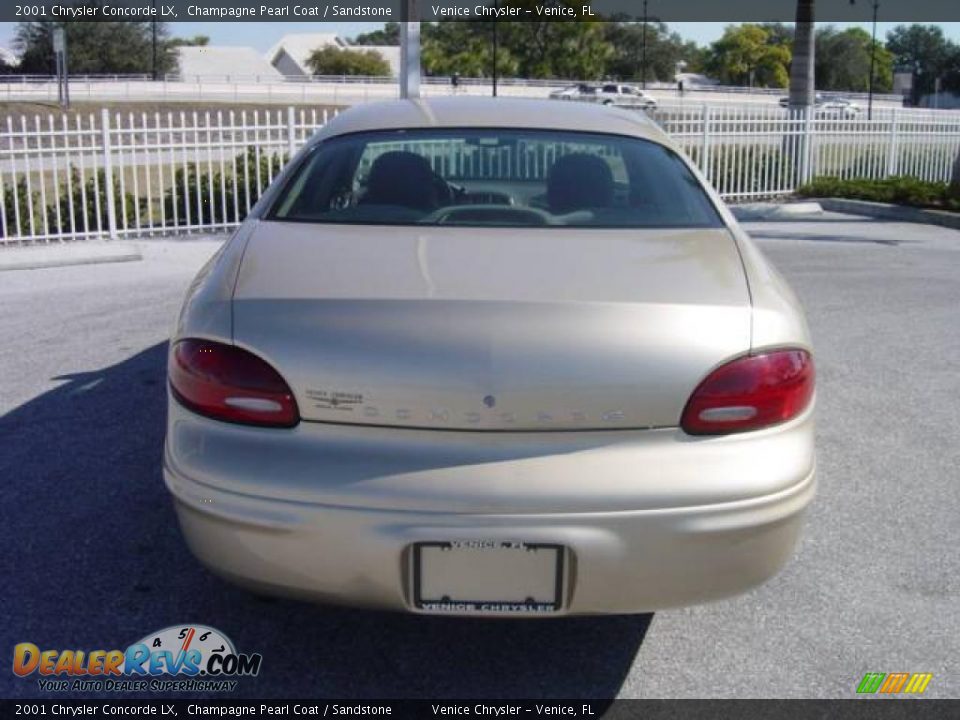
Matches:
[13,624,261,692]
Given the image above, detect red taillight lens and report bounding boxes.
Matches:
[680,349,814,435]
[169,339,299,428]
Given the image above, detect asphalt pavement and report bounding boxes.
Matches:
[1,214,958,699]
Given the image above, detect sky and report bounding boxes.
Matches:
[2,20,960,54]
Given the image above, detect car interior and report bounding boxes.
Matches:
[270,130,722,228]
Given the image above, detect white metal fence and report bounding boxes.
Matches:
[651,104,960,199]
[1,103,959,245]
[0,107,332,243]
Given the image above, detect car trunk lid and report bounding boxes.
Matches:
[231,221,751,431]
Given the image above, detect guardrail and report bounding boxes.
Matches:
[0,77,909,109]
[1,103,958,245]
[0,72,908,105]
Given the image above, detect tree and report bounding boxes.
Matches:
[352,23,400,46]
[168,35,210,48]
[603,21,701,82]
[421,22,519,78]
[816,26,893,93]
[14,20,177,75]
[789,0,815,107]
[498,11,612,80]
[422,8,613,82]
[787,1,815,189]
[305,46,391,76]
[886,24,960,103]
[703,24,791,88]
[759,23,794,48]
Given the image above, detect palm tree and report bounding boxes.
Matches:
[789,0,816,108]
[786,0,815,186]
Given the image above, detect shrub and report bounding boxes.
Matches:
[798,176,960,212]
[306,46,391,76]
[162,147,286,227]
[46,167,141,236]
[1,177,43,238]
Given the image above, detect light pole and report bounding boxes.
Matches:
[492,0,499,97]
[642,0,648,89]
[399,0,421,99]
[851,0,880,120]
[868,0,879,120]
[151,1,158,81]
[53,27,69,110]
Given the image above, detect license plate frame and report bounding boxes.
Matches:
[412,541,565,615]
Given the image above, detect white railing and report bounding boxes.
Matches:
[1,103,958,245]
[0,74,908,109]
[2,72,908,103]
[0,107,332,243]
[651,103,960,199]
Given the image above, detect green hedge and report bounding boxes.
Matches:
[798,176,960,212]
[1,147,285,239]
[163,148,286,227]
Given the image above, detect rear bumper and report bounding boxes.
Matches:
[163,400,816,616]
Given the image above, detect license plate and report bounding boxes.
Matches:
[412,541,565,614]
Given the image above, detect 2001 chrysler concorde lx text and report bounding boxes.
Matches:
[163,97,815,616]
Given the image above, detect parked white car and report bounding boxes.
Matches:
[551,83,658,109]
[817,98,861,118]
[594,83,658,108]
[778,94,861,117]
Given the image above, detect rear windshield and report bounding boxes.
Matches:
[269,129,723,229]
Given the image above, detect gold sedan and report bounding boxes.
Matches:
[164,97,815,616]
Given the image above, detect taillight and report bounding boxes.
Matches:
[169,339,299,428]
[680,349,814,435]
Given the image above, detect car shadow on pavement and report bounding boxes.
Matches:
[1,342,651,700]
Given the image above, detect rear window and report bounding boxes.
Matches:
[268,129,723,229]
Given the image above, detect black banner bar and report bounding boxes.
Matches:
[2,0,960,23]
[1,700,959,719]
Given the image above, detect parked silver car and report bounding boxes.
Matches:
[165,98,815,616]
[548,83,596,100]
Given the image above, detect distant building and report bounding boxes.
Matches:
[893,71,913,98]
[176,46,282,81]
[265,33,399,77]
[266,33,347,77]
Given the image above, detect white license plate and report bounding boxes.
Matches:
[412,541,565,614]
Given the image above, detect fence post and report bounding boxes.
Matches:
[701,104,711,182]
[287,106,297,158]
[886,108,900,177]
[100,108,118,240]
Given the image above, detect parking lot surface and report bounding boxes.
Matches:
[2,214,958,699]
